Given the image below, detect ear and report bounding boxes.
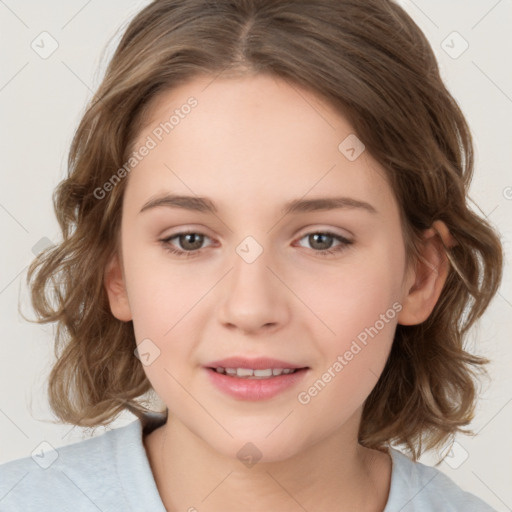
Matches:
[397,220,456,326]
[104,251,132,322]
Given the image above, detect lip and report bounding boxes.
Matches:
[203,357,310,401]
[204,357,307,370]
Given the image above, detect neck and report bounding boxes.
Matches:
[143,410,392,512]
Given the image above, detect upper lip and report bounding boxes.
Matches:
[204,357,309,370]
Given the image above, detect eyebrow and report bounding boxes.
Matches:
[139,194,378,216]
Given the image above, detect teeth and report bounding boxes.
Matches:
[213,367,299,378]
[237,368,254,377]
[253,369,273,377]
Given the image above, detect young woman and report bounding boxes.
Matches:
[0,1,503,510]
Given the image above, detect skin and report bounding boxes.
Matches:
[105,73,451,512]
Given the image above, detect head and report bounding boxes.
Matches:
[27,0,502,461]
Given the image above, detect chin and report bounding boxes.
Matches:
[202,430,307,466]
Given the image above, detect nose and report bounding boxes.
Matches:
[217,243,290,335]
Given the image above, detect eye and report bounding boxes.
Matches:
[159,231,213,258]
[159,230,353,258]
[295,231,353,257]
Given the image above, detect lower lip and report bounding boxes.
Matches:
[204,368,309,401]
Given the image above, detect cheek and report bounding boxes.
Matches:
[295,297,399,435]
[122,239,215,338]
[300,243,405,343]
[294,245,403,404]
[306,275,398,377]
[121,243,216,394]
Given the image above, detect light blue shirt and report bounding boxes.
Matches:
[0,414,495,511]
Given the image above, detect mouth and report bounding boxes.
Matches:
[203,357,310,400]
[206,366,308,379]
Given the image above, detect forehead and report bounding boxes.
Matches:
[124,73,397,221]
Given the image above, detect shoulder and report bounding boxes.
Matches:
[384,448,496,512]
[0,418,162,512]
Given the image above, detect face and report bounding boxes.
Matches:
[107,73,418,462]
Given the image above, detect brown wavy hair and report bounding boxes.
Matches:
[23,0,503,460]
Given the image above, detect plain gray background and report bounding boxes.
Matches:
[0,0,511,509]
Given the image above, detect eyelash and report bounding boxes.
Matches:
[159,230,353,258]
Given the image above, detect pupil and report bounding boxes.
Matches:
[181,233,203,250]
[310,233,332,250]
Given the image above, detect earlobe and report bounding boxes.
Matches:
[397,221,454,326]
[104,252,133,322]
